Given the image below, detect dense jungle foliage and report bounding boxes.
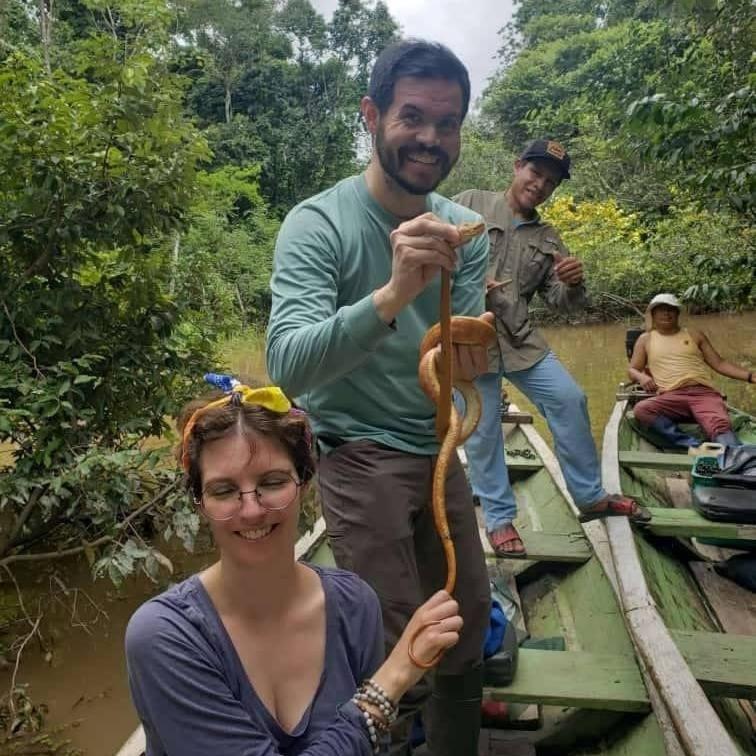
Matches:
[441,0,755,317]
[0,0,753,744]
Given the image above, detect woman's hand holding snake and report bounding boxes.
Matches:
[373,591,463,696]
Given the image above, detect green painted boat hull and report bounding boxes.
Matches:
[304,421,670,755]
[615,403,756,755]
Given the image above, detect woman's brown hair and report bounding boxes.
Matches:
[176,392,315,501]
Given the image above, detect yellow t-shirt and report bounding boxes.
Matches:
[646,328,716,392]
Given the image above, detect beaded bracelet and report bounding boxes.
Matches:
[353,679,398,725]
[351,678,398,754]
[352,700,382,754]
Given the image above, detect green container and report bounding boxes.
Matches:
[691,455,721,490]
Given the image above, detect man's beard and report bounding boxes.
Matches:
[375,125,454,195]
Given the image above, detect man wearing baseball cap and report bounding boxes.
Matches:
[454,139,647,558]
[628,292,753,449]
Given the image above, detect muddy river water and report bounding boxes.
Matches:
[2,311,754,755]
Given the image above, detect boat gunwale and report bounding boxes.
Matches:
[602,398,740,756]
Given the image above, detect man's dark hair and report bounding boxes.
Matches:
[368,39,471,119]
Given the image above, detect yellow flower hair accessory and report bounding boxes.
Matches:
[181,374,292,472]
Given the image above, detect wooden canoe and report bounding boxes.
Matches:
[117,409,693,756]
[602,396,756,756]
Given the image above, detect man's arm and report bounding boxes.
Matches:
[537,231,588,315]
[267,208,464,398]
[266,206,394,398]
[628,334,657,392]
[694,329,754,383]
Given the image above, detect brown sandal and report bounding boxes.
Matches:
[487,523,528,558]
[578,494,651,524]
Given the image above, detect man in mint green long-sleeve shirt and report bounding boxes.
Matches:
[267,40,493,756]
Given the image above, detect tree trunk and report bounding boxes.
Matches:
[225,83,232,124]
[169,233,180,297]
[38,0,53,75]
[0,488,42,558]
[235,284,246,321]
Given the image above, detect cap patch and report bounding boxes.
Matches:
[546,141,566,160]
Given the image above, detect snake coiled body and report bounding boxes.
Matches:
[409,221,496,668]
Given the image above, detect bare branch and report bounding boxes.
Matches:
[1,565,36,633]
[48,574,109,635]
[0,479,180,568]
[1,565,45,731]
[1,301,44,379]
[6,614,42,730]
[2,488,44,556]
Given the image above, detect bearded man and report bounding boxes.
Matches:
[267,39,493,756]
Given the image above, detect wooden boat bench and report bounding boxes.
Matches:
[482,636,756,714]
[672,629,756,699]
[484,648,650,713]
[618,450,694,470]
[458,446,543,479]
[640,507,756,543]
[481,529,592,564]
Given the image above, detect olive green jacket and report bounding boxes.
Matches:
[454,189,588,372]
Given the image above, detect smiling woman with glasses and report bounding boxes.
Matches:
[200,471,304,519]
[124,375,462,756]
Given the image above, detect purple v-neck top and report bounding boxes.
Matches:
[125,564,383,755]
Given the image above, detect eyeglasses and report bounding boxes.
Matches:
[200,472,302,521]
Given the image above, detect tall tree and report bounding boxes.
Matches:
[328,0,398,92]
[182,0,283,124]
[0,0,211,574]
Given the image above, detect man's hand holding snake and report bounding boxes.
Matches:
[373,212,466,324]
[373,213,494,383]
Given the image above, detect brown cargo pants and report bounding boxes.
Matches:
[317,439,490,753]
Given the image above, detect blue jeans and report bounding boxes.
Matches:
[460,351,606,531]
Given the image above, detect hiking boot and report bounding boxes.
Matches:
[423,666,484,756]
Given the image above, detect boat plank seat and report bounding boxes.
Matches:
[689,562,756,636]
[484,649,650,713]
[665,478,744,561]
[481,529,592,563]
[672,630,756,699]
[459,447,544,475]
[501,411,534,424]
[641,507,756,541]
[618,450,694,470]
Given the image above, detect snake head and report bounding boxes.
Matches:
[457,220,485,245]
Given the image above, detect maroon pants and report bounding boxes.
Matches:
[633,385,731,439]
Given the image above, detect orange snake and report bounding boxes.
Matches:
[408,220,497,668]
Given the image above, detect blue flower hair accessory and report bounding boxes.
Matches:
[204,373,240,393]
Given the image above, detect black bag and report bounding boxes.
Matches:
[483,622,519,687]
[714,444,756,490]
[714,554,756,593]
[693,485,756,523]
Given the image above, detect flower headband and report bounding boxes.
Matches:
[180,373,309,472]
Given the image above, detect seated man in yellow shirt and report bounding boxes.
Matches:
[628,293,754,449]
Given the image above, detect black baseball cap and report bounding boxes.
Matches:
[519,139,571,180]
